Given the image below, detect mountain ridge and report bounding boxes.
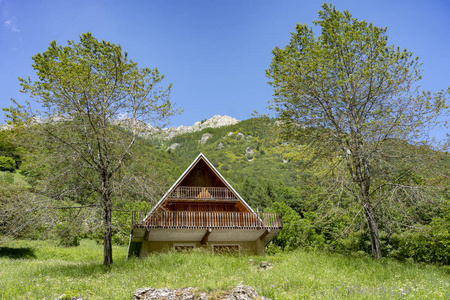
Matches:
[1,115,240,139]
[161,115,240,139]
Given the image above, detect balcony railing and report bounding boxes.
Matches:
[167,186,238,201]
[131,211,282,230]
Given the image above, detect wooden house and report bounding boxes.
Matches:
[127,153,282,257]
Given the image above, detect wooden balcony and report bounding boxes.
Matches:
[132,211,282,230]
[167,186,238,201]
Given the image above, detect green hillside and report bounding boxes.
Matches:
[1,116,449,265]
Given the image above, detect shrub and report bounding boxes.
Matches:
[0,156,15,172]
[55,209,82,247]
[0,172,14,184]
[389,217,450,265]
[111,199,152,245]
[267,202,324,252]
[55,222,80,247]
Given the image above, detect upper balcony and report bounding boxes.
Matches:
[167,186,238,201]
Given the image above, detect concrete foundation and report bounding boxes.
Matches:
[138,239,265,257]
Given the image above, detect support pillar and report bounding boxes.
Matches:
[201,228,212,246]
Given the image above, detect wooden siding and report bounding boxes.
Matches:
[178,159,226,187]
[132,211,282,230]
[166,203,240,212]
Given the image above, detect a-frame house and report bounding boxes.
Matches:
[128,153,282,257]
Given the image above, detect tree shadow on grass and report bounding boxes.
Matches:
[46,262,111,278]
[37,257,129,278]
[0,247,36,259]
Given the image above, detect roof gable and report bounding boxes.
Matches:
[147,153,255,215]
[178,159,226,187]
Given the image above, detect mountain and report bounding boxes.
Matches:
[159,115,240,139]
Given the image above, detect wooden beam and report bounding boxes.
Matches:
[201,228,212,245]
[259,229,271,240]
[144,229,151,241]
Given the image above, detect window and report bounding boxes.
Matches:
[173,243,196,252]
[212,244,240,254]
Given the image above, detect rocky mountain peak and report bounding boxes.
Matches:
[162,115,239,139]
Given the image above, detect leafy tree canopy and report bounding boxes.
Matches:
[4,32,180,265]
[266,3,448,259]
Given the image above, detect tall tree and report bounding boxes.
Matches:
[266,4,447,259]
[4,33,180,265]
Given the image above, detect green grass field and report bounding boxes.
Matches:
[0,239,449,299]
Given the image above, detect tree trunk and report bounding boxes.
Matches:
[359,160,382,260]
[101,174,113,266]
[362,200,381,259]
[103,201,113,266]
[348,146,382,260]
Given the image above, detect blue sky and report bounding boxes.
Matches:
[1,0,449,128]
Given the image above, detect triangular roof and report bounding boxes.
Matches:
[146,153,255,217]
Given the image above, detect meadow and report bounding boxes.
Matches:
[0,239,449,299]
